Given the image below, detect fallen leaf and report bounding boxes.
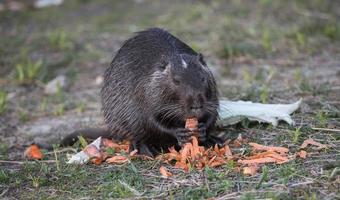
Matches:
[159,166,172,178]
[106,155,129,164]
[297,150,307,159]
[243,165,259,176]
[24,144,43,160]
[300,138,328,149]
[249,142,289,154]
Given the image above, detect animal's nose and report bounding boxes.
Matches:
[190,105,203,111]
[189,93,204,112]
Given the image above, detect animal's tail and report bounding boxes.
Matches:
[36,128,111,150]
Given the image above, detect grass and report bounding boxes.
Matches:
[48,30,74,50]
[0,0,339,199]
[0,90,7,114]
[15,59,44,84]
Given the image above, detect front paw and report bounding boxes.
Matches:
[175,128,194,146]
[198,123,207,143]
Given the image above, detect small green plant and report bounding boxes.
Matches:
[295,32,306,47]
[77,102,86,114]
[48,30,73,50]
[15,59,43,84]
[54,104,65,116]
[0,170,9,183]
[290,127,302,144]
[0,91,7,114]
[256,165,269,189]
[19,110,29,122]
[323,24,339,40]
[40,97,47,112]
[277,164,296,184]
[294,68,302,82]
[55,82,65,102]
[260,86,269,103]
[262,29,272,52]
[316,110,327,127]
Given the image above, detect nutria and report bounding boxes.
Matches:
[59,28,220,156]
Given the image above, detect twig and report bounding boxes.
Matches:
[311,127,340,133]
[0,160,56,164]
[290,180,314,187]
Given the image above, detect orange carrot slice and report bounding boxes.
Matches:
[243,165,259,176]
[106,155,129,164]
[296,150,307,159]
[160,166,173,178]
[300,138,328,149]
[24,144,43,160]
[249,142,289,154]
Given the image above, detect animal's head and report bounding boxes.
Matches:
[149,53,219,122]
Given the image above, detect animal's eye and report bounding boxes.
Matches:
[159,64,166,71]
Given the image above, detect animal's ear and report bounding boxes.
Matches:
[198,53,207,66]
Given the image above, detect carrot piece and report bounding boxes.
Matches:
[224,145,233,159]
[238,157,278,165]
[243,165,259,176]
[91,157,103,165]
[159,166,173,178]
[24,144,43,160]
[185,118,198,131]
[106,155,129,164]
[297,150,307,159]
[191,136,200,158]
[300,138,328,149]
[84,145,102,158]
[249,142,289,154]
[180,143,192,163]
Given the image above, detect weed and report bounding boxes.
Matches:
[295,32,306,47]
[316,110,327,127]
[0,90,7,114]
[262,29,272,52]
[294,68,302,83]
[256,165,269,189]
[290,127,302,144]
[0,170,9,183]
[77,101,86,114]
[19,110,29,122]
[260,86,269,103]
[277,164,297,185]
[48,30,73,50]
[54,104,65,116]
[40,97,47,112]
[0,141,9,160]
[15,59,43,84]
[55,82,65,102]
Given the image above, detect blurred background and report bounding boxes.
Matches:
[0,0,339,153]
